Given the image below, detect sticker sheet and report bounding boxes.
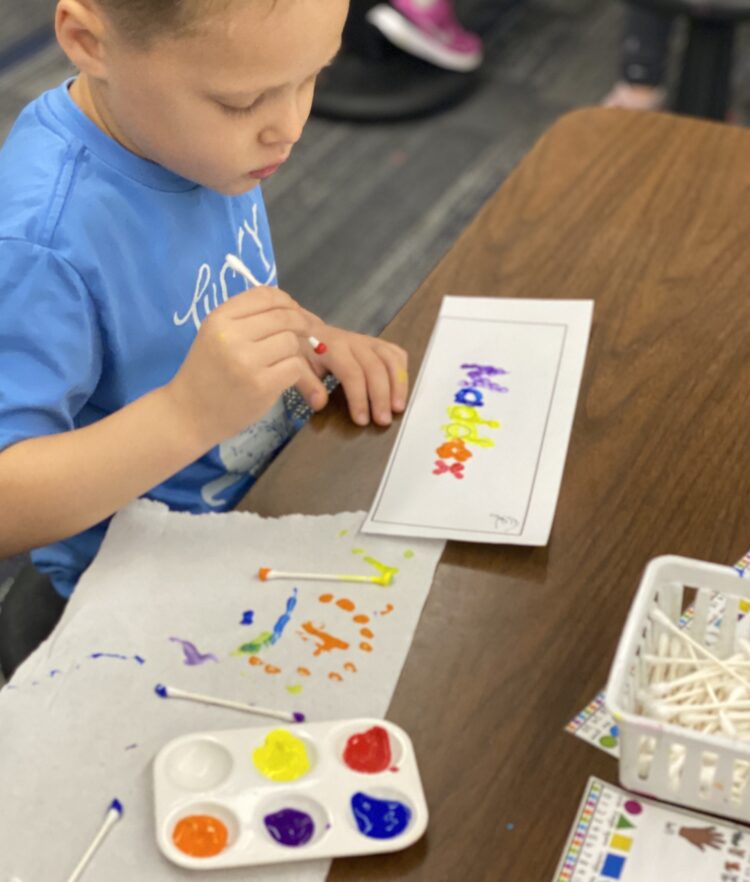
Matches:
[0,500,444,882]
[554,776,750,882]
[363,297,593,544]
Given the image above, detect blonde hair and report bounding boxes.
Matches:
[95,0,232,45]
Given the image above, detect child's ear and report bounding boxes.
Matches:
[56,0,109,79]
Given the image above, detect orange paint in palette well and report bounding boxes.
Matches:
[173,814,229,858]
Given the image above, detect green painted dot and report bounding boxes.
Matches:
[352,548,364,555]
[599,735,618,749]
[286,684,303,695]
[338,530,349,538]
[403,549,414,559]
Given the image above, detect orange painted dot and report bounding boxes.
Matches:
[249,656,263,666]
[359,642,373,652]
[360,628,374,639]
[264,664,281,674]
[319,594,333,603]
[380,604,394,616]
[353,614,370,624]
[344,662,357,673]
[336,598,355,611]
[297,667,311,677]
[173,815,228,858]
[328,672,343,681]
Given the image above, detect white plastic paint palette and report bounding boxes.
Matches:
[153,717,428,869]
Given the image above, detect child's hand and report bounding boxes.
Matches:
[165,287,329,449]
[303,319,409,427]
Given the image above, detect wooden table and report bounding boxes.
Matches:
[239,108,750,881]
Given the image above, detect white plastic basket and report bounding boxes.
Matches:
[606,554,750,822]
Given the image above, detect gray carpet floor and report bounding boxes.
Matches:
[1,0,749,684]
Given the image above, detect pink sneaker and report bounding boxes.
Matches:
[367,0,483,72]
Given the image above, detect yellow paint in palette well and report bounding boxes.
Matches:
[253,729,311,782]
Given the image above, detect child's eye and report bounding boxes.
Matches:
[218,100,259,117]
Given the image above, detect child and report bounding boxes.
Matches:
[0,0,408,659]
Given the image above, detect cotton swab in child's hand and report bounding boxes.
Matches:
[155,683,305,723]
[224,254,327,354]
[64,798,123,882]
[257,566,396,587]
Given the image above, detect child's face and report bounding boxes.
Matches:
[93,0,348,194]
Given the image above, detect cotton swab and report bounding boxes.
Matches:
[64,798,123,882]
[257,566,396,587]
[155,683,304,723]
[224,254,327,355]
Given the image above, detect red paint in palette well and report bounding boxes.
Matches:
[343,725,392,773]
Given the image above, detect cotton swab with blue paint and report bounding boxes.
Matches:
[155,683,304,723]
[64,798,123,882]
[224,254,327,354]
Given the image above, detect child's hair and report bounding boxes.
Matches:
[95,0,231,45]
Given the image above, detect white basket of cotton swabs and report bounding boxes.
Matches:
[606,555,750,822]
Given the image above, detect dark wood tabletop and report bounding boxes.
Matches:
[238,108,750,882]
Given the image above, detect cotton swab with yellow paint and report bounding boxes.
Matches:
[258,566,396,587]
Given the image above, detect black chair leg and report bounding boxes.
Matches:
[674,17,734,120]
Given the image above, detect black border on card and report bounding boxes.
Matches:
[369,316,568,536]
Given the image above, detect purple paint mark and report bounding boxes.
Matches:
[49,669,63,678]
[293,711,306,723]
[134,655,145,665]
[264,808,315,847]
[155,684,168,698]
[90,653,129,661]
[125,744,138,751]
[169,637,218,666]
[240,610,255,626]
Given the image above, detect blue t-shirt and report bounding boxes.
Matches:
[0,81,294,597]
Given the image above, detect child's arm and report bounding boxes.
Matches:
[0,287,327,558]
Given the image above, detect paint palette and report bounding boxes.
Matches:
[153,717,428,869]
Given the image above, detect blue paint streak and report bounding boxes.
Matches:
[270,589,297,645]
[241,610,255,626]
[49,669,63,678]
[134,655,146,665]
[351,792,411,839]
[90,653,129,661]
[154,684,168,698]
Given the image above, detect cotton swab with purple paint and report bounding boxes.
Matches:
[64,798,123,882]
[155,683,305,723]
[224,254,327,354]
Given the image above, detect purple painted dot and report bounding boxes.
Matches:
[292,711,306,723]
[624,799,642,815]
[264,808,315,847]
[154,684,168,698]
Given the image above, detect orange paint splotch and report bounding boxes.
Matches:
[344,662,357,673]
[249,656,264,666]
[360,628,374,639]
[301,621,350,656]
[328,672,343,682]
[297,667,311,677]
[353,614,370,624]
[319,593,334,603]
[379,604,394,616]
[173,815,228,858]
[264,664,281,674]
[359,642,373,653]
[336,598,355,612]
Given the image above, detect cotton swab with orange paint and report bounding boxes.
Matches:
[258,566,396,587]
[225,254,327,354]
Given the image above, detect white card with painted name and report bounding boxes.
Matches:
[363,297,593,544]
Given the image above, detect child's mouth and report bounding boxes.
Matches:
[248,163,283,180]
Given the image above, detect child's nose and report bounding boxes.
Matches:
[260,96,306,147]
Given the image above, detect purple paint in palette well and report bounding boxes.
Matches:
[169,637,218,666]
[264,808,315,847]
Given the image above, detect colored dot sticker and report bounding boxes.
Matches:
[264,808,315,847]
[172,814,228,858]
[351,792,411,839]
[624,799,642,815]
[343,726,392,773]
[253,730,311,782]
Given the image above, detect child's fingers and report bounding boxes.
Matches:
[235,307,313,343]
[294,362,330,412]
[334,355,370,426]
[216,286,300,320]
[353,347,394,427]
[375,342,409,411]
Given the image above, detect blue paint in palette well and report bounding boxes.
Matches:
[351,792,411,839]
